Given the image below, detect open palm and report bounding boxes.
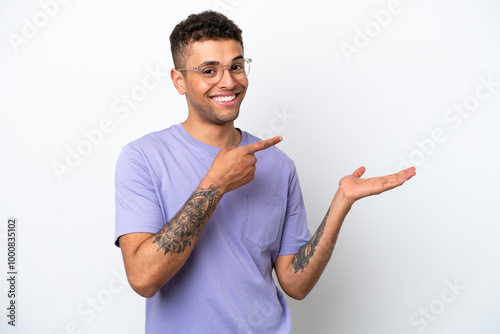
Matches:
[339,166,416,204]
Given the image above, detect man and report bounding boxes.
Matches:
[114,10,416,333]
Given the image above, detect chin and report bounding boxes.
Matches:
[214,111,240,124]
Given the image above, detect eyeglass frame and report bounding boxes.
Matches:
[176,57,252,84]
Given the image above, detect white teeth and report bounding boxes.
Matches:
[213,95,236,102]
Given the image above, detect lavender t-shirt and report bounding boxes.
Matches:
[115,123,311,333]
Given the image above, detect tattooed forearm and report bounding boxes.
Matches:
[153,185,221,255]
[291,208,330,273]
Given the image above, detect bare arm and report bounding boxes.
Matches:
[275,166,416,300]
[119,136,282,298]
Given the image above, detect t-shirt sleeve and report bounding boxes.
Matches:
[277,164,311,256]
[114,144,165,247]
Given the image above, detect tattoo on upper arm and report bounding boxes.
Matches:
[291,208,330,273]
[153,185,221,255]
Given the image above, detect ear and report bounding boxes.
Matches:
[171,69,186,95]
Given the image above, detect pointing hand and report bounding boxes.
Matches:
[204,136,283,193]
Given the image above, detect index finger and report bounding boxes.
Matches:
[243,136,283,154]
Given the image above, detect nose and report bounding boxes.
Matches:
[217,66,236,89]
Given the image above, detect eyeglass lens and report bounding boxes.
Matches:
[200,59,250,83]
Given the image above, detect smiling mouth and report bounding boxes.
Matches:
[211,94,237,103]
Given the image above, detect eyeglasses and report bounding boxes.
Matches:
[177,58,252,84]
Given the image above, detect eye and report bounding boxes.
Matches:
[200,67,218,77]
[231,62,244,73]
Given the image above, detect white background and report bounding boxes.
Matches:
[1,0,499,333]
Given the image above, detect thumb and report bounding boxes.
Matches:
[352,166,366,178]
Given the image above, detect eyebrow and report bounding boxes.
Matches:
[198,55,244,67]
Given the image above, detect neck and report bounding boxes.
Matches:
[182,119,241,148]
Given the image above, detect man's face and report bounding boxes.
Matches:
[179,39,248,125]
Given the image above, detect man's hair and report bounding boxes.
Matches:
[170,10,243,69]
